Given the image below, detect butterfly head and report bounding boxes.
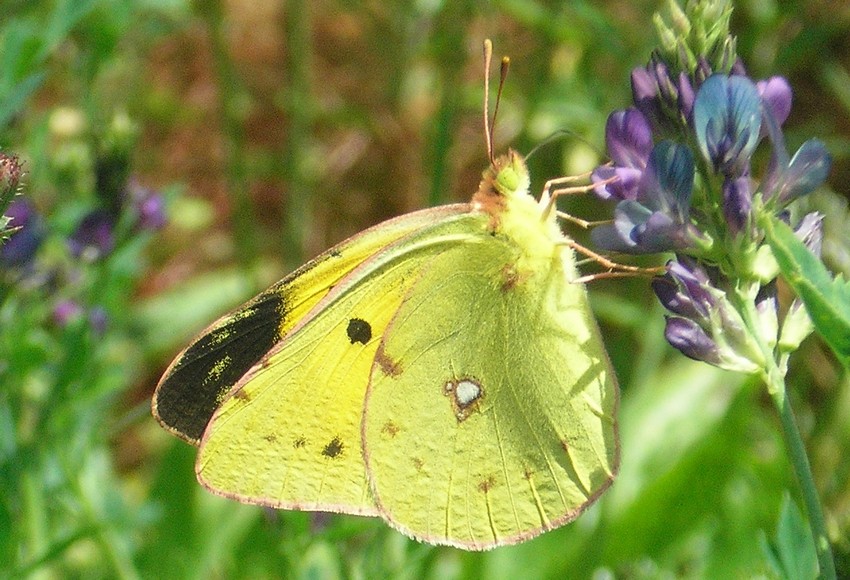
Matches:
[472,149,531,215]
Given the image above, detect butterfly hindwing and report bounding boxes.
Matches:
[362,229,619,549]
[152,206,468,444]
[195,208,482,515]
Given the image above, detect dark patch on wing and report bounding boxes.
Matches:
[154,289,285,444]
[346,317,372,345]
[374,344,402,377]
[478,475,497,493]
[322,436,344,458]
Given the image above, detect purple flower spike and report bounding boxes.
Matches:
[757,76,792,128]
[722,176,752,235]
[1,199,44,268]
[68,209,116,260]
[664,316,723,365]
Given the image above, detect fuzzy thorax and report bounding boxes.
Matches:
[472,150,566,267]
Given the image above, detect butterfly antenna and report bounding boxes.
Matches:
[491,55,509,156]
[483,39,495,165]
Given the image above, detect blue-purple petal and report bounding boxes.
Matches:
[693,74,762,176]
[590,222,637,253]
[777,139,831,203]
[605,108,653,169]
[639,141,694,219]
[757,76,792,128]
[591,165,643,201]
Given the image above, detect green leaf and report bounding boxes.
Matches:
[760,213,850,368]
[760,493,818,580]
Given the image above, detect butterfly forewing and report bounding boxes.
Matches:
[195,208,484,515]
[362,232,619,549]
[153,206,470,444]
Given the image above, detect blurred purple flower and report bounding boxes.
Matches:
[1,198,44,268]
[88,306,109,336]
[68,209,115,260]
[53,299,84,327]
[125,181,167,231]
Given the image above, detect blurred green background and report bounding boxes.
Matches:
[2,0,849,578]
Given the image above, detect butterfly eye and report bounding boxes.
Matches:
[496,165,519,195]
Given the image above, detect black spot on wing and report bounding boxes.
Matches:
[322,436,344,458]
[346,318,372,345]
[154,289,285,443]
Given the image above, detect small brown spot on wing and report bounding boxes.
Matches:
[478,475,497,493]
[561,439,570,453]
[293,436,306,448]
[232,388,251,402]
[382,421,400,437]
[412,457,424,471]
[375,344,402,377]
[322,436,344,458]
[523,466,534,480]
[263,433,278,443]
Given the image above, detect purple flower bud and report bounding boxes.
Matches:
[757,76,792,129]
[695,57,713,84]
[730,59,747,76]
[664,316,723,365]
[1,199,44,268]
[631,65,663,128]
[677,72,695,120]
[722,176,752,236]
[68,209,115,260]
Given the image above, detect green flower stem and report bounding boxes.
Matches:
[772,382,836,580]
[739,292,836,579]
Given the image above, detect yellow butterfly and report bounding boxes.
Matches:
[152,42,619,550]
